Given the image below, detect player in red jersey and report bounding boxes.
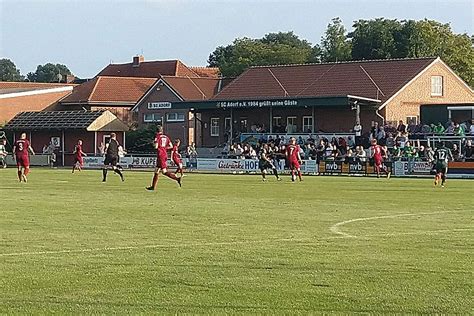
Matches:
[72,139,87,173]
[286,137,303,182]
[171,139,184,177]
[146,126,181,190]
[370,139,391,179]
[12,132,35,182]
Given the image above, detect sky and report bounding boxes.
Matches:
[0,0,472,78]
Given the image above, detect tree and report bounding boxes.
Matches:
[0,59,23,81]
[350,18,403,60]
[208,32,314,77]
[320,17,351,62]
[27,63,72,83]
[349,18,474,86]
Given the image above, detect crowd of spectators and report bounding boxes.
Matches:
[223,118,474,163]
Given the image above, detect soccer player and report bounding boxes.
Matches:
[171,139,184,177]
[286,137,302,182]
[72,139,87,173]
[370,139,391,179]
[12,132,35,182]
[102,133,124,182]
[0,138,7,168]
[434,142,453,188]
[146,126,181,191]
[259,143,281,181]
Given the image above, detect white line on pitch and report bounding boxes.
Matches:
[329,210,469,238]
[0,237,345,257]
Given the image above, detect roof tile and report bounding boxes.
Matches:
[214,57,437,102]
[61,76,157,104]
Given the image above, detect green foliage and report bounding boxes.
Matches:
[350,18,404,59]
[350,18,474,86]
[0,59,23,81]
[1,171,472,313]
[320,17,352,62]
[208,18,473,86]
[208,32,314,77]
[125,125,158,153]
[26,63,72,83]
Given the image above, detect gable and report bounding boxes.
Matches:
[384,60,474,109]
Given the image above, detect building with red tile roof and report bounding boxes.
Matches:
[0,82,75,125]
[97,55,200,78]
[166,57,473,147]
[59,76,157,124]
[189,67,220,79]
[132,76,223,145]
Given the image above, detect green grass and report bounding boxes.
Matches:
[0,169,472,314]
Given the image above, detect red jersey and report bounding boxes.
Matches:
[172,145,181,162]
[14,139,30,157]
[74,144,83,158]
[155,133,171,157]
[371,145,383,158]
[286,144,300,162]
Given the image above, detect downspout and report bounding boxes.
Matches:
[375,107,385,125]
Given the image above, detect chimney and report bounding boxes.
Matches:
[132,55,145,67]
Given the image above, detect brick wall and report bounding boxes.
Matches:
[135,83,194,145]
[384,60,474,123]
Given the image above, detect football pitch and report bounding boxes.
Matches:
[1,169,472,314]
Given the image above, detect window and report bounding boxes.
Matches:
[406,116,418,125]
[272,116,282,127]
[210,118,219,137]
[431,76,443,96]
[303,116,313,133]
[225,117,232,132]
[166,112,185,122]
[286,116,297,133]
[143,113,162,123]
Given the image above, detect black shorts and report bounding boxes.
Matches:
[436,166,448,175]
[259,160,273,171]
[104,155,118,166]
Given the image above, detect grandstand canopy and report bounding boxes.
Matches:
[4,110,129,132]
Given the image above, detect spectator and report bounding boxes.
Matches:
[355,146,367,162]
[407,121,417,134]
[421,123,432,134]
[347,136,355,149]
[316,140,325,164]
[453,123,465,136]
[470,120,474,136]
[425,146,435,163]
[452,143,461,161]
[433,122,445,135]
[297,136,304,146]
[445,121,455,134]
[395,132,408,148]
[391,144,402,160]
[376,126,386,145]
[385,133,395,148]
[417,145,427,160]
[0,138,7,168]
[354,122,363,146]
[403,141,415,158]
[371,122,380,140]
[463,139,473,161]
[324,142,334,160]
[384,121,397,135]
[397,120,407,134]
